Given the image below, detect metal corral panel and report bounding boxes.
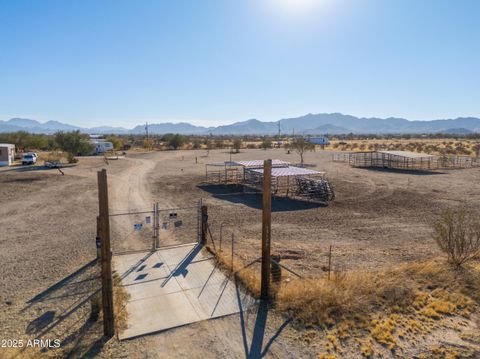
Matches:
[233,159,290,168]
[249,166,325,177]
[377,150,434,159]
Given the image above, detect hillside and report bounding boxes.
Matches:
[1,114,480,135]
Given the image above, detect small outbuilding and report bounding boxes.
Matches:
[0,143,15,166]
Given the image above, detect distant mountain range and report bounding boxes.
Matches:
[1,113,480,135]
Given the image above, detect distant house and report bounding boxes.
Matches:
[307,137,330,146]
[0,143,15,166]
[90,139,114,154]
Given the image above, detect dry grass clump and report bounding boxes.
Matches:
[277,260,479,357]
[2,348,58,359]
[208,244,480,357]
[276,268,415,326]
[419,345,476,359]
[206,246,261,297]
[113,273,130,333]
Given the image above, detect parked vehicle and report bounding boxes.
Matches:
[44,160,63,168]
[22,153,37,165]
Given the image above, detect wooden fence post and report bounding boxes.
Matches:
[97,169,115,337]
[96,216,101,260]
[201,205,208,245]
[261,159,272,300]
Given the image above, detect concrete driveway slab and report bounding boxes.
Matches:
[114,244,254,340]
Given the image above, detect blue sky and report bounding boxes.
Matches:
[0,0,479,128]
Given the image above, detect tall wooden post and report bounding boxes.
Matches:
[201,205,208,245]
[97,169,115,337]
[155,202,160,248]
[96,216,101,260]
[261,159,272,300]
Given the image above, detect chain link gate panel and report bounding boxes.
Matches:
[109,202,202,254]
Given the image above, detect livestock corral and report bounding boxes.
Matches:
[334,150,480,171]
[205,159,335,203]
[1,148,480,358]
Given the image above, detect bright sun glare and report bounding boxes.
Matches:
[272,0,324,15]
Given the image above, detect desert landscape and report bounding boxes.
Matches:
[1,147,479,358]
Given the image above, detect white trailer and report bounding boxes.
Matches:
[0,143,15,166]
[90,140,114,154]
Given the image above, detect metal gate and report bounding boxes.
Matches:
[109,201,202,254]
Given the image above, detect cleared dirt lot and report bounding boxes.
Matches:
[0,148,479,358]
[149,149,480,275]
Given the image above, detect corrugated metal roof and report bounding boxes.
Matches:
[377,150,434,158]
[248,166,324,177]
[233,159,290,168]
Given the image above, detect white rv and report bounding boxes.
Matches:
[90,139,114,154]
[308,137,330,146]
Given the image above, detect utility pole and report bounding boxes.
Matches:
[278,121,281,138]
[97,169,115,337]
[145,121,149,141]
[261,159,272,300]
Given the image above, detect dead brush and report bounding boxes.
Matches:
[113,273,130,333]
[207,246,261,297]
[276,269,416,326]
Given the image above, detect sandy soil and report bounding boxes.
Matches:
[148,148,480,276]
[1,148,479,358]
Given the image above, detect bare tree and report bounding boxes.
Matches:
[288,137,315,166]
[432,208,480,266]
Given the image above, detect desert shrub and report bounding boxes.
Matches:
[232,138,242,153]
[142,138,154,149]
[214,139,224,149]
[55,130,93,160]
[260,138,272,150]
[162,133,185,150]
[432,208,480,266]
[192,138,201,149]
[106,135,124,150]
[67,153,78,163]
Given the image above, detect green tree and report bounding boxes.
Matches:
[106,135,124,151]
[192,138,202,149]
[55,131,93,162]
[163,133,185,150]
[288,137,315,166]
[232,138,242,153]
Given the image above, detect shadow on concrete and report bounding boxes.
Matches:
[198,184,325,212]
[235,282,292,358]
[357,167,445,176]
[161,244,203,287]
